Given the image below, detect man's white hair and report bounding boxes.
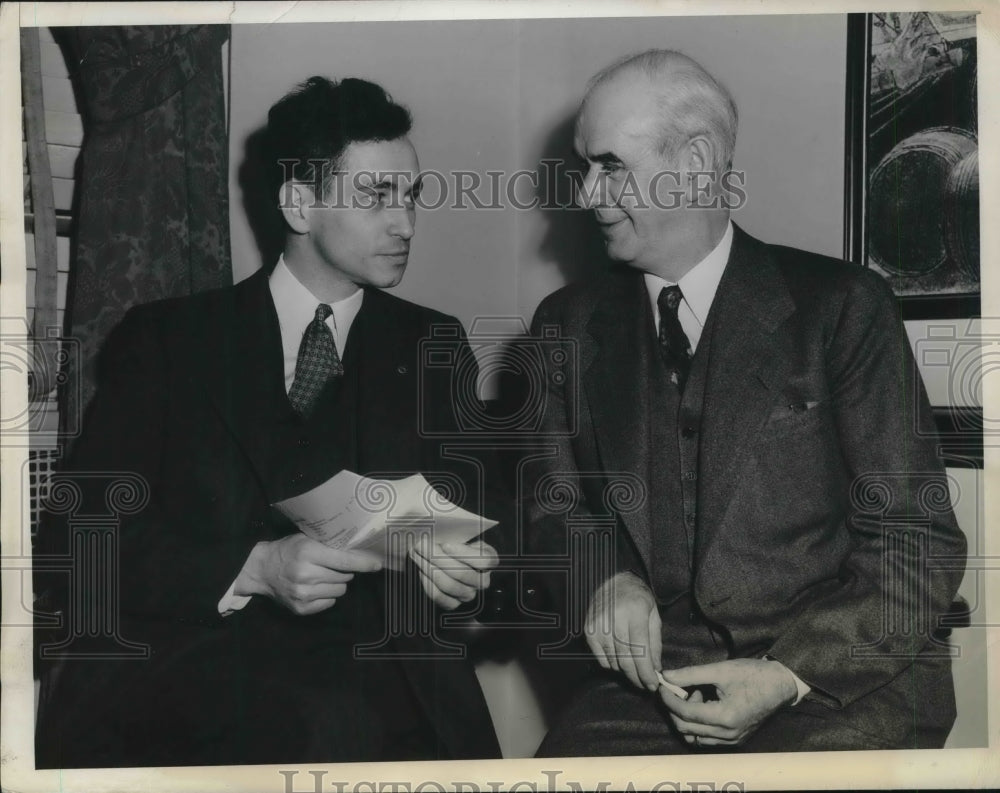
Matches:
[588,49,739,171]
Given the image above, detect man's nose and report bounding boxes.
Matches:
[389,207,415,240]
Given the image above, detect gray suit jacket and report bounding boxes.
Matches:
[525,225,967,743]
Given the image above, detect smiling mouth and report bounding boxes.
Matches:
[596,218,626,232]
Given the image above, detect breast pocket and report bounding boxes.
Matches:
[750,397,845,536]
[763,398,831,439]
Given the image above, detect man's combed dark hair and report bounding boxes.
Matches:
[264,76,412,198]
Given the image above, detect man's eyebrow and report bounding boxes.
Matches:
[589,152,623,167]
[359,173,414,190]
[573,149,622,167]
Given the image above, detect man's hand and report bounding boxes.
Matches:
[235,534,382,616]
[409,535,499,610]
[658,659,798,747]
[585,572,662,691]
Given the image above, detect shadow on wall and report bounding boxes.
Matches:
[535,111,612,286]
[238,125,285,273]
[475,112,620,732]
[491,110,612,425]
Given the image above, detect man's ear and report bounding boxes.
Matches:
[682,135,717,205]
[278,181,312,235]
[684,135,716,176]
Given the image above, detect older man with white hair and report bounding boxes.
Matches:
[527,49,966,755]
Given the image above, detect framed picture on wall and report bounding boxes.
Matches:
[844,11,980,321]
[844,11,983,469]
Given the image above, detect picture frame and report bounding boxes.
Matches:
[845,12,982,467]
[844,11,980,322]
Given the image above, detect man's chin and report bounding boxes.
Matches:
[603,239,634,264]
[376,266,407,289]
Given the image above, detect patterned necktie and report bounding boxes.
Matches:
[288,303,344,416]
[657,285,693,392]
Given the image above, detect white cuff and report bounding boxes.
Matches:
[764,656,811,705]
[787,667,811,705]
[217,581,252,616]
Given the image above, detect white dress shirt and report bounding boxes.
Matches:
[269,255,364,390]
[217,256,364,615]
[643,221,810,705]
[643,221,733,352]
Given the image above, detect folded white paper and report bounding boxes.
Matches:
[273,470,497,570]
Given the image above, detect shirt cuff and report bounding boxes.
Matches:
[217,581,252,616]
[764,656,811,706]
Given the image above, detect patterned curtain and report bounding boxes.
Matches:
[57,25,232,440]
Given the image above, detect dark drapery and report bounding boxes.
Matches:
[58,25,231,438]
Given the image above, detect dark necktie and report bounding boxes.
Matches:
[657,285,693,392]
[288,303,344,416]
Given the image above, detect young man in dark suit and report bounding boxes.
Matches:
[36,76,503,767]
[526,50,968,754]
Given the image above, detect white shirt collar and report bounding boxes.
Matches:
[643,220,734,350]
[269,255,364,389]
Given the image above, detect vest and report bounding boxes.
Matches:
[255,314,437,756]
[645,293,729,666]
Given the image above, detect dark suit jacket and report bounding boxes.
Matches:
[35,268,504,766]
[525,225,968,746]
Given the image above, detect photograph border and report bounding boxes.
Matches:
[2,2,997,791]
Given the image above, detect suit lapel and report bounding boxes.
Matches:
[696,227,796,554]
[350,288,421,474]
[582,269,655,565]
[197,268,287,492]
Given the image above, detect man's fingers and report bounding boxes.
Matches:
[682,732,737,748]
[611,611,648,688]
[411,545,483,589]
[311,545,383,573]
[584,614,615,670]
[614,636,643,689]
[289,597,339,616]
[668,711,734,740]
[307,582,349,600]
[689,735,737,747]
[409,548,479,602]
[648,606,663,673]
[585,632,611,669]
[626,611,659,691]
[415,566,462,610]
[657,670,689,700]
[668,705,741,747]
[659,690,729,727]
[441,541,499,571]
[303,568,355,585]
[660,663,724,689]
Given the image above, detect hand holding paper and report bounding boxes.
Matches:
[234,533,382,616]
[409,535,499,610]
[273,470,498,571]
